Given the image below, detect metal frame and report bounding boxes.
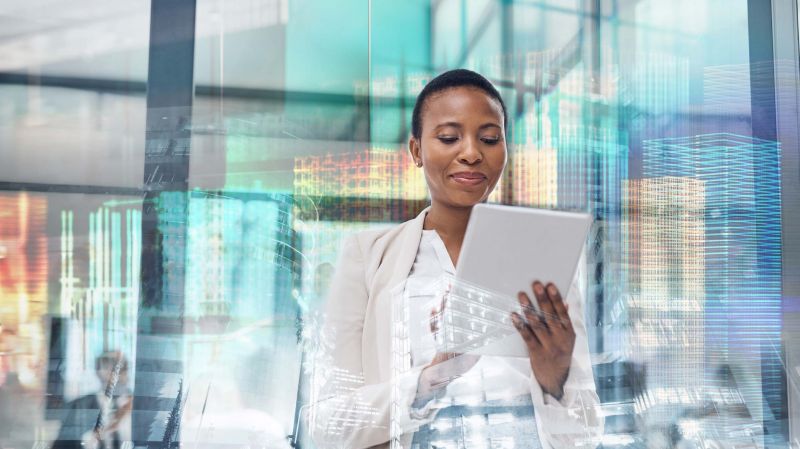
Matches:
[132,0,197,447]
[748,0,795,442]
[0,72,419,105]
[762,0,800,444]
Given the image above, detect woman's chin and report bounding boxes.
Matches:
[443,191,488,208]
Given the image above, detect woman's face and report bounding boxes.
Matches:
[410,86,507,209]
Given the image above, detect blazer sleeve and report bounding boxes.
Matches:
[304,235,435,449]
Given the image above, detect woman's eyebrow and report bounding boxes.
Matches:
[433,122,501,130]
[434,121,463,130]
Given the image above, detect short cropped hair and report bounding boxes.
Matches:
[411,69,508,140]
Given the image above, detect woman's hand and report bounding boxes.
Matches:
[510,281,575,401]
[417,352,480,398]
[415,298,480,402]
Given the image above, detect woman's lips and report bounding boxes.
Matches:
[450,172,487,186]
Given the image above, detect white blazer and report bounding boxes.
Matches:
[306,207,604,449]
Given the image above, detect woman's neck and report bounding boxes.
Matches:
[423,202,472,265]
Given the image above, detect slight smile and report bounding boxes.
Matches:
[450,171,488,186]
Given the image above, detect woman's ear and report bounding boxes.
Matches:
[409,136,422,167]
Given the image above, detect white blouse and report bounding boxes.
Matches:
[403,228,604,448]
[405,229,456,367]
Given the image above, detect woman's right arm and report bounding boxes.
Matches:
[304,235,437,449]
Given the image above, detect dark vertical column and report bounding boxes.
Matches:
[499,0,514,204]
[133,0,196,447]
[769,0,800,442]
[748,0,778,142]
[584,0,605,355]
[747,0,788,443]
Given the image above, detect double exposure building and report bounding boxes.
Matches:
[642,132,783,443]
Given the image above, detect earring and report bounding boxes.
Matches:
[416,160,422,167]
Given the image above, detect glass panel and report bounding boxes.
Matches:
[0,1,150,447]
[0,87,146,188]
[0,191,142,447]
[185,0,374,447]
[0,0,149,188]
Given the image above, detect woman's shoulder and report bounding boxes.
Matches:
[332,211,426,295]
[343,210,425,257]
[349,218,415,250]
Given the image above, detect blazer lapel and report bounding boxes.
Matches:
[369,206,429,380]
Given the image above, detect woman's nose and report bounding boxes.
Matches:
[458,139,483,164]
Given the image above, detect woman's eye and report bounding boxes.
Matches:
[437,136,458,144]
[481,137,500,145]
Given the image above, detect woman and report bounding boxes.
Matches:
[307,69,603,448]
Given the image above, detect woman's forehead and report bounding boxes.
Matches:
[423,87,504,122]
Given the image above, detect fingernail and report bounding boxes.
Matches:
[548,284,557,295]
[534,283,544,294]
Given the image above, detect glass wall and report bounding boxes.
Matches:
[0,0,797,448]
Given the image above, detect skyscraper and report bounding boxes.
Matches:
[622,177,705,424]
[506,145,558,208]
[643,133,783,442]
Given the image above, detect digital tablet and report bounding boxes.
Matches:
[455,203,592,357]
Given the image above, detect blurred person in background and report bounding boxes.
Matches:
[52,351,132,449]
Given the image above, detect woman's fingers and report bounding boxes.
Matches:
[545,282,573,331]
[517,291,541,327]
[535,280,569,333]
[511,312,540,350]
[429,307,438,334]
[546,283,566,317]
[430,294,449,334]
[532,281,556,318]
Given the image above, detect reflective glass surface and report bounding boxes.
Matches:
[0,0,798,448]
